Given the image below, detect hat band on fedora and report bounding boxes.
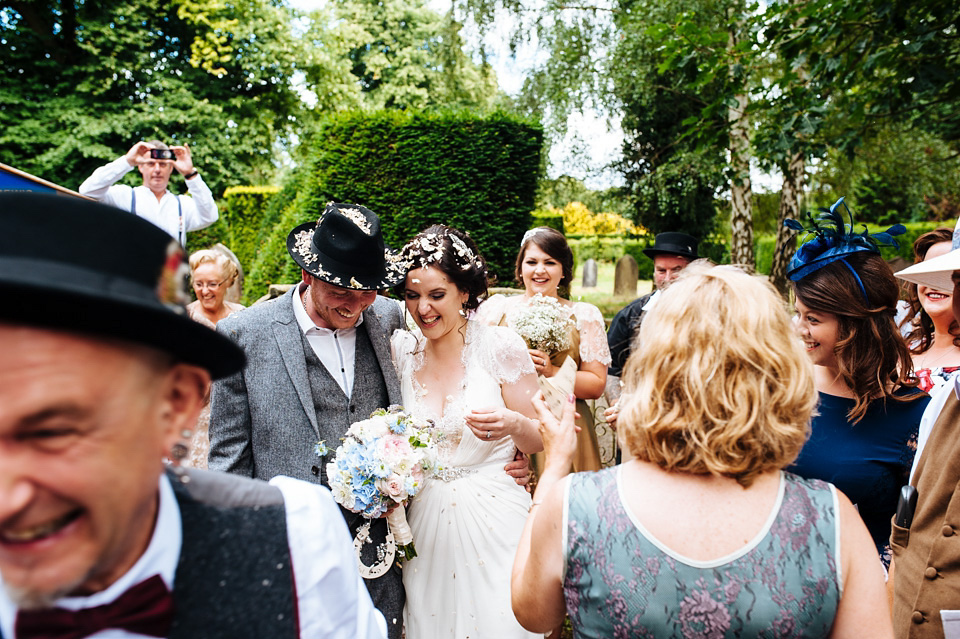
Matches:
[0,258,169,309]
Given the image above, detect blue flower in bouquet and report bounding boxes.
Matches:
[385,413,405,435]
[404,475,419,497]
[363,497,388,519]
[354,480,379,510]
[371,459,391,479]
[322,408,439,562]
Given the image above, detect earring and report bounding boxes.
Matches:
[171,443,189,462]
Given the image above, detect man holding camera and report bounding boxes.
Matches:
[79,140,218,246]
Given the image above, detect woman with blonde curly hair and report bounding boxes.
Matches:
[512,264,892,638]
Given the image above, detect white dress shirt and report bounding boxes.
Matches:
[0,474,386,639]
[78,157,218,245]
[292,283,362,398]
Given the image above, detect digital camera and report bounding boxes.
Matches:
[149,148,176,161]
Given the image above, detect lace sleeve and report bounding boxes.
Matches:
[573,302,612,366]
[476,324,535,385]
[473,293,509,326]
[390,328,417,380]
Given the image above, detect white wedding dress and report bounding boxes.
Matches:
[391,320,542,639]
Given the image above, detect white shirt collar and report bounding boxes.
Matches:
[641,289,662,312]
[953,372,960,400]
[0,474,181,635]
[292,282,364,334]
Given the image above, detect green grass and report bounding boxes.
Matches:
[571,261,650,320]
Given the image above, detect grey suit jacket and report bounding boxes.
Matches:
[208,287,404,482]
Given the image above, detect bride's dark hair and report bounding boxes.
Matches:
[395,225,490,310]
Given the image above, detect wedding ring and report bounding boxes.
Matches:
[486,430,491,439]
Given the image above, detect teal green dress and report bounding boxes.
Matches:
[563,467,841,638]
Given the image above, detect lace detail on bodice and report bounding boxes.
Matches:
[408,335,469,460]
[391,321,534,464]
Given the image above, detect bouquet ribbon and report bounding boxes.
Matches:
[386,507,416,560]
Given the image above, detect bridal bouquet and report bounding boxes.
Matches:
[323,406,438,561]
[508,293,574,355]
[509,293,577,420]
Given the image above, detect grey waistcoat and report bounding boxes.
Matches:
[300,322,390,487]
[301,323,404,639]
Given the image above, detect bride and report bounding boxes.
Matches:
[391,225,543,638]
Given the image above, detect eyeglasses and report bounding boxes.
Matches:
[193,280,225,291]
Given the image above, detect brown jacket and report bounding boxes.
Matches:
[893,391,960,638]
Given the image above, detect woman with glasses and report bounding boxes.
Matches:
[187,249,245,328]
[184,249,246,467]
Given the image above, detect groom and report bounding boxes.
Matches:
[209,203,408,637]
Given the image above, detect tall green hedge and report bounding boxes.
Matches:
[184,186,280,279]
[246,110,543,300]
[220,186,281,274]
[531,211,564,233]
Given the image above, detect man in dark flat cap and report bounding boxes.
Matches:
[0,193,385,639]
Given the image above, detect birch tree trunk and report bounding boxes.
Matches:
[770,151,804,299]
[728,28,754,271]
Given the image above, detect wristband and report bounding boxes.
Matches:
[183,170,199,180]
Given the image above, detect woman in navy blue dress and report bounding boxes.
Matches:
[787,198,929,568]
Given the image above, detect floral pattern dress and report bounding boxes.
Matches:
[563,467,841,639]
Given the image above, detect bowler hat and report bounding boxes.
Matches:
[0,192,245,379]
[287,202,404,290]
[642,232,699,261]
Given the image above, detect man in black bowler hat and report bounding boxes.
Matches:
[0,192,386,638]
[605,231,699,405]
[208,203,410,637]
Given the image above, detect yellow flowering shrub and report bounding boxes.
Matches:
[552,201,646,236]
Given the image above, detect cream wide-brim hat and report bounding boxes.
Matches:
[895,218,960,292]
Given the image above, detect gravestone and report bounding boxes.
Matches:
[614,255,638,297]
[582,258,598,288]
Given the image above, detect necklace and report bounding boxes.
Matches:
[301,285,311,314]
[918,341,960,370]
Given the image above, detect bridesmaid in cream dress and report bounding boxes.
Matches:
[476,227,611,473]
[390,226,543,639]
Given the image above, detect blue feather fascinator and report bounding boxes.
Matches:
[785,197,906,283]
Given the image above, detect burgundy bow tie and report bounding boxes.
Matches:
[15,574,174,639]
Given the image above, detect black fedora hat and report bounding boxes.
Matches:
[0,192,245,379]
[287,202,404,290]
[642,232,699,261]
